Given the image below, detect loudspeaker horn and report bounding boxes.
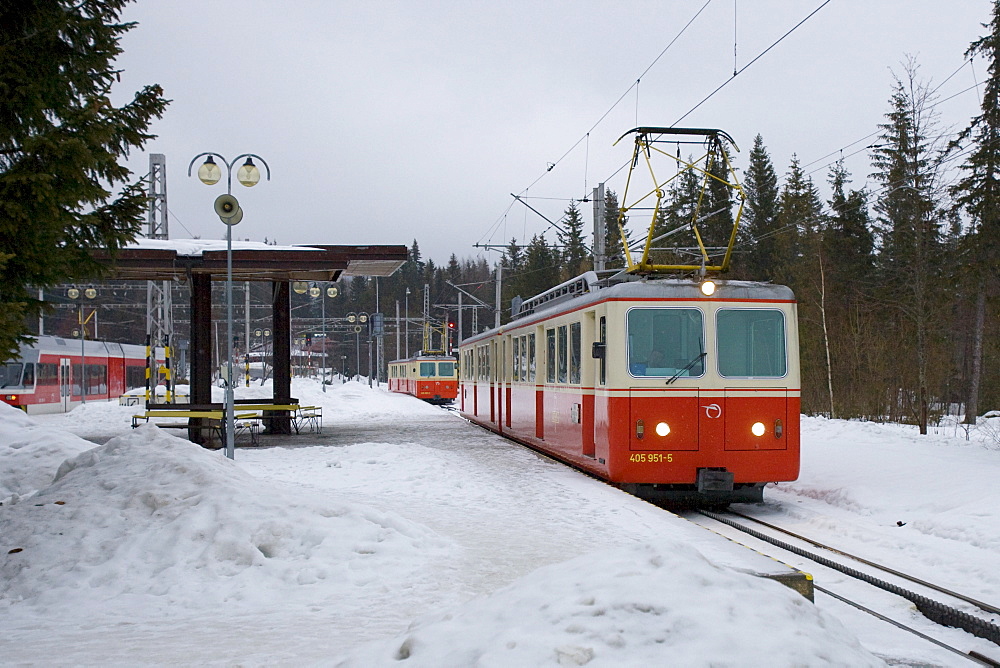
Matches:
[214,194,242,224]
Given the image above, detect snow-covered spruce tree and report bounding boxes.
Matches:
[0,0,168,362]
[740,135,781,282]
[951,0,1000,424]
[870,60,949,433]
[602,189,630,270]
[557,200,590,281]
[775,155,826,414]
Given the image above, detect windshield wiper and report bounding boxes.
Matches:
[666,352,706,385]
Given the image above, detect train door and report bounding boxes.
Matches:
[59,358,71,411]
[493,339,504,431]
[503,336,512,429]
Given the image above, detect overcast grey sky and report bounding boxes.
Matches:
[115,1,990,265]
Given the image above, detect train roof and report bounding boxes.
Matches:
[462,274,795,345]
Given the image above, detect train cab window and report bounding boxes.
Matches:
[569,322,581,384]
[626,308,704,378]
[717,309,786,378]
[21,363,35,388]
[546,329,556,383]
[419,362,436,377]
[0,363,24,388]
[438,361,454,377]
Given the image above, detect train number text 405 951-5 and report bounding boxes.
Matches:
[629,453,672,463]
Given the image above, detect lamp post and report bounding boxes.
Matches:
[67,286,97,404]
[405,287,410,358]
[314,283,338,391]
[346,312,368,381]
[189,152,271,460]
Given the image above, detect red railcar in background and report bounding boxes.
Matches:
[388,354,459,404]
[1,336,154,414]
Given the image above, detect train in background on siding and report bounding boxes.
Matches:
[457,271,800,505]
[0,335,162,414]
[388,354,459,404]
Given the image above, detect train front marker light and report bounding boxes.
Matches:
[655,422,670,437]
[751,421,766,437]
[700,280,716,296]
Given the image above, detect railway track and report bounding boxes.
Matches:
[693,509,1000,666]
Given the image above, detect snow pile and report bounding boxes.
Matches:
[338,541,879,667]
[0,423,453,617]
[0,402,95,500]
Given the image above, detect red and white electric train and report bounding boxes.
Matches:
[0,335,155,414]
[458,272,800,505]
[388,354,459,404]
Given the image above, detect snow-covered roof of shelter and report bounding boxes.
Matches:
[126,238,325,256]
[93,239,408,282]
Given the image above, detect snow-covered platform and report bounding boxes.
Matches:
[10,378,997,665]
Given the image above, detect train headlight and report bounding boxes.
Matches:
[700,280,716,296]
[655,422,670,437]
[751,421,766,437]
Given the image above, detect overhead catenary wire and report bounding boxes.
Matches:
[477,0,714,250]
[672,0,832,126]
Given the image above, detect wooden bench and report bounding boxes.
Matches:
[228,403,322,435]
[131,409,261,446]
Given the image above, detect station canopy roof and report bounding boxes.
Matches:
[94,239,408,282]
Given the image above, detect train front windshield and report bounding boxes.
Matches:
[717,309,786,378]
[627,308,704,377]
[0,363,25,388]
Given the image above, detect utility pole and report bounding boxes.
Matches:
[592,182,606,272]
[494,264,501,328]
[145,153,174,404]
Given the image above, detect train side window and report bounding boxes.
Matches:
[38,363,59,386]
[521,336,528,381]
[527,333,535,382]
[557,325,568,383]
[569,322,581,384]
[626,307,704,378]
[717,309,786,378]
[512,338,520,382]
[126,364,145,390]
[599,316,607,385]
[546,329,556,383]
[86,364,107,395]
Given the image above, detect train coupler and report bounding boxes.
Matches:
[697,467,734,493]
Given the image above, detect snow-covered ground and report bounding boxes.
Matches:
[2,379,999,666]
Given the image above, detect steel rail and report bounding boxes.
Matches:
[699,510,1000,647]
[728,510,1000,617]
